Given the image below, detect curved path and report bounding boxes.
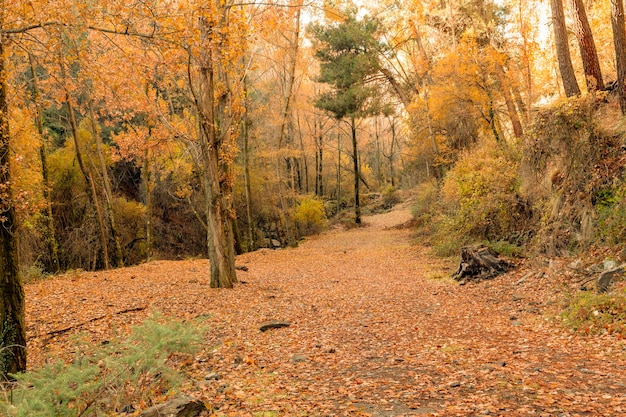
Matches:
[26,204,626,416]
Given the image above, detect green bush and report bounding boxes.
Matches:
[0,314,207,417]
[562,290,626,336]
[294,196,327,235]
[596,182,626,247]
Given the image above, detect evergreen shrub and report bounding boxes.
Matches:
[0,314,207,417]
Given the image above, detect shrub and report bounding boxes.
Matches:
[562,289,626,337]
[294,196,327,235]
[0,314,207,417]
[435,143,525,247]
[381,185,401,209]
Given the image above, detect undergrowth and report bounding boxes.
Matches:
[562,287,626,337]
[0,314,208,417]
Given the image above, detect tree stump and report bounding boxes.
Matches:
[597,264,626,293]
[452,245,510,282]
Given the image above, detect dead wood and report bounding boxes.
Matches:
[597,265,626,293]
[44,306,147,338]
[452,245,510,282]
[139,396,208,417]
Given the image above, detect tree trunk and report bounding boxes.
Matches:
[496,63,523,138]
[89,103,124,267]
[567,0,603,92]
[611,0,626,114]
[67,96,110,270]
[350,117,361,224]
[336,124,341,212]
[550,0,581,97]
[275,0,302,246]
[29,54,60,273]
[0,34,27,379]
[242,84,256,251]
[198,17,237,289]
[142,150,153,261]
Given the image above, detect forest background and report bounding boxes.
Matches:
[2,0,626,378]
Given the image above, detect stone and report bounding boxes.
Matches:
[259,321,291,332]
[291,354,307,363]
[204,372,220,381]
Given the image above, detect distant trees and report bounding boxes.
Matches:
[311,15,382,224]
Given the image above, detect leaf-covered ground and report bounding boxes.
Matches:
[26,203,626,416]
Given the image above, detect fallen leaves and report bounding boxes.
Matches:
[23,203,626,416]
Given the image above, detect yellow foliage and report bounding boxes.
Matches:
[10,108,44,218]
[294,196,326,235]
[440,142,522,241]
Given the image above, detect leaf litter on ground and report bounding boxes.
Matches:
[24,202,626,416]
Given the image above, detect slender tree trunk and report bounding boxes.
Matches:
[297,115,308,193]
[350,118,361,224]
[89,103,124,267]
[242,88,255,251]
[388,119,396,187]
[29,54,60,273]
[567,0,603,91]
[422,79,442,179]
[336,123,341,212]
[375,118,382,187]
[275,0,302,245]
[142,150,153,261]
[518,0,532,122]
[611,0,626,114]
[496,63,523,138]
[67,97,110,270]
[198,17,237,288]
[550,0,581,97]
[0,34,26,379]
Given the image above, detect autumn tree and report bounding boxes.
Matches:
[611,0,626,114]
[311,15,382,224]
[550,0,581,97]
[567,0,603,91]
[0,9,26,378]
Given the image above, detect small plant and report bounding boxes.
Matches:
[381,185,401,209]
[0,314,208,417]
[562,290,626,336]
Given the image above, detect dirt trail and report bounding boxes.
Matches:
[26,203,626,416]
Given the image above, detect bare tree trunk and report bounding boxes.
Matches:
[142,150,153,261]
[350,117,361,224]
[567,0,604,92]
[611,0,626,114]
[89,103,124,267]
[336,122,341,212]
[550,0,581,97]
[0,34,26,379]
[242,85,256,251]
[275,0,302,245]
[496,63,523,138]
[29,54,60,273]
[518,0,532,122]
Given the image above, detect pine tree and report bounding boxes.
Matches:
[310,15,382,224]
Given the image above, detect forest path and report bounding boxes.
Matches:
[26,202,626,416]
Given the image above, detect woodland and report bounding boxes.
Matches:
[1,0,626,415]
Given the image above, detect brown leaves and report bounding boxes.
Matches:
[25,204,626,415]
